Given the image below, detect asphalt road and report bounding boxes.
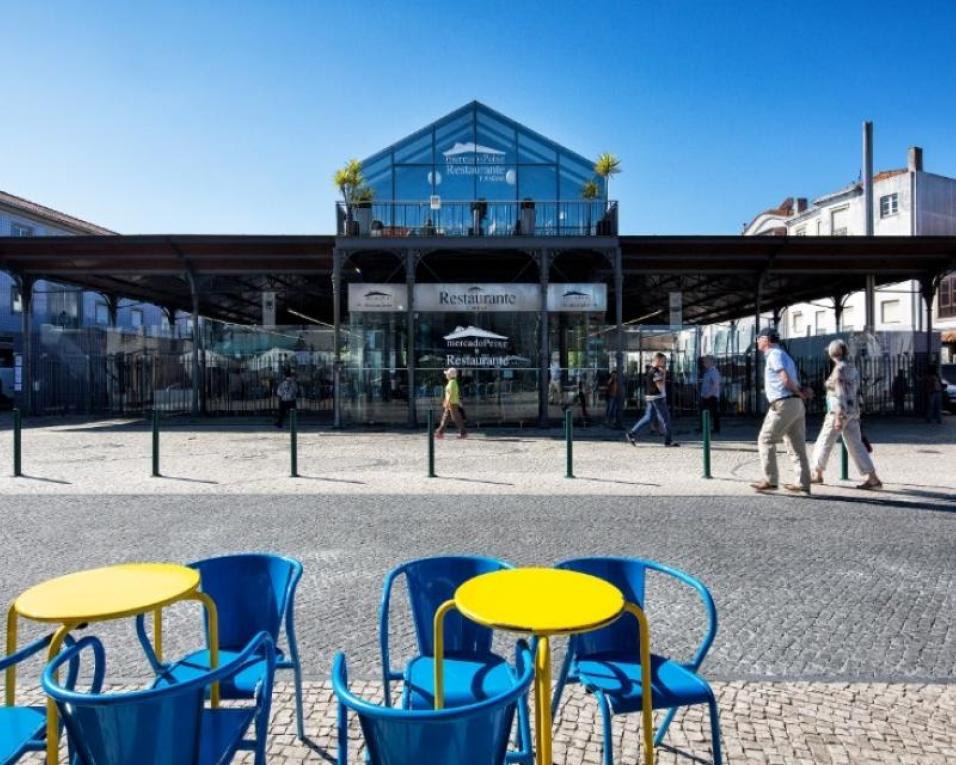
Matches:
[3,492,953,685]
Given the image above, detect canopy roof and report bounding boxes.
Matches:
[0,234,952,326]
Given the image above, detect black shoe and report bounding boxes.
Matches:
[664,441,680,447]
[625,432,637,446]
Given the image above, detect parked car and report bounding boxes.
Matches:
[940,364,956,412]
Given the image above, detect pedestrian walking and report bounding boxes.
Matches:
[435,367,467,439]
[625,352,679,447]
[810,340,882,490]
[605,370,621,427]
[562,369,590,422]
[699,355,721,434]
[891,369,908,416]
[274,369,298,428]
[751,328,811,493]
[925,363,943,424]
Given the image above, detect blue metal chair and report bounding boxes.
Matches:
[1,633,80,765]
[333,640,534,765]
[135,553,305,739]
[378,556,532,761]
[44,632,276,765]
[551,557,722,765]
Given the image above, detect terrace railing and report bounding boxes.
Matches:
[336,199,618,238]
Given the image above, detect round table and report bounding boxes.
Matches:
[5,563,220,765]
[433,567,655,765]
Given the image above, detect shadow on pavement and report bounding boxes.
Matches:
[14,474,71,485]
[294,475,367,485]
[155,475,219,485]
[576,476,661,487]
[438,476,516,486]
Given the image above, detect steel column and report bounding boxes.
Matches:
[921,276,938,357]
[614,246,624,375]
[185,272,202,417]
[538,249,550,427]
[17,276,34,416]
[863,121,876,332]
[406,250,417,428]
[332,247,342,428]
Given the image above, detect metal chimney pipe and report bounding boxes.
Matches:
[863,121,876,332]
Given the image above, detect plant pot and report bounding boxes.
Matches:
[355,206,372,235]
[520,207,536,235]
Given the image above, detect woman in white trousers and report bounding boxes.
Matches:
[811,340,883,490]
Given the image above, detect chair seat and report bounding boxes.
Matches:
[154,647,280,698]
[404,653,515,709]
[575,652,712,714]
[200,707,257,765]
[0,706,45,764]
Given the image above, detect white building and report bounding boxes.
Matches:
[742,146,956,352]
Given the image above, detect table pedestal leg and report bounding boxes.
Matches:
[534,635,552,765]
[623,603,655,765]
[153,607,163,662]
[4,605,16,706]
[45,625,71,765]
[192,592,221,707]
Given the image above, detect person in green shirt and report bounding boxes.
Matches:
[436,367,467,439]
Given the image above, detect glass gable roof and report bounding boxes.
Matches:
[360,101,603,204]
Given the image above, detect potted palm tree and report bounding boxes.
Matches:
[594,153,621,234]
[333,159,365,235]
[352,185,375,235]
[581,180,599,235]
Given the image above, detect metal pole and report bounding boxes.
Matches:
[427,408,436,478]
[13,408,22,477]
[565,408,574,479]
[332,248,343,429]
[840,437,849,481]
[290,409,298,477]
[538,249,549,428]
[151,409,160,477]
[702,409,712,479]
[406,250,417,428]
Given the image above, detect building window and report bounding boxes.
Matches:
[11,285,22,314]
[815,310,827,334]
[881,299,901,324]
[831,206,849,236]
[939,274,955,319]
[131,308,144,328]
[791,311,804,334]
[11,223,34,237]
[94,303,110,326]
[841,306,855,331]
[880,193,899,218]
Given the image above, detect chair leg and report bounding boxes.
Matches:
[707,694,723,765]
[596,690,615,765]
[293,661,305,740]
[337,701,348,765]
[551,649,574,720]
[653,705,679,746]
[515,689,534,763]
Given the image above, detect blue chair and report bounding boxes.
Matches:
[333,640,534,765]
[135,553,305,739]
[0,633,80,765]
[378,556,532,762]
[44,632,276,765]
[551,557,722,765]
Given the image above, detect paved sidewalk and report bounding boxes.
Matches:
[17,680,956,764]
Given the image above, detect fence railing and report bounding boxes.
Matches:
[336,200,618,238]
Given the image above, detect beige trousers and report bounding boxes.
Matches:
[758,397,811,488]
[811,413,875,476]
[437,404,465,435]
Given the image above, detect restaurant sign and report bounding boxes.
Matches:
[351,283,606,313]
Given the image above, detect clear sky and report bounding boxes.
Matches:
[2,0,954,235]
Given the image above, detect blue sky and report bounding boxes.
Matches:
[2,0,955,235]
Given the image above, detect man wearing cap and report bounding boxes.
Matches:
[752,327,811,493]
[435,367,467,439]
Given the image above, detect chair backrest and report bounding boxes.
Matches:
[44,633,274,765]
[191,553,302,651]
[333,642,533,765]
[557,557,717,668]
[399,556,511,656]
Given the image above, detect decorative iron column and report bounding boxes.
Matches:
[16,275,35,416]
[920,275,939,358]
[185,272,203,417]
[614,246,624,375]
[332,247,342,428]
[832,294,845,333]
[406,249,418,428]
[538,248,550,427]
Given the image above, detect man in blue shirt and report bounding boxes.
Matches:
[752,327,811,493]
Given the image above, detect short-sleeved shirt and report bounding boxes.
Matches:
[445,378,460,406]
[700,367,720,399]
[644,366,665,400]
[764,346,799,403]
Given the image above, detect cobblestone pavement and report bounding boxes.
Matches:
[17,681,956,764]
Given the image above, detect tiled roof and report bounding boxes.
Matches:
[0,189,115,235]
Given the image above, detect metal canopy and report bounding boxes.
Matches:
[0,233,952,326]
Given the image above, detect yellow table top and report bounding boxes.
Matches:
[14,563,200,623]
[454,567,625,636]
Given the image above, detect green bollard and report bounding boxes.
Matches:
[702,409,712,479]
[13,408,22,477]
[151,409,160,477]
[290,409,299,478]
[840,437,849,481]
[427,409,436,478]
[565,408,574,479]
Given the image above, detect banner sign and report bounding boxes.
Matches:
[351,283,605,313]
